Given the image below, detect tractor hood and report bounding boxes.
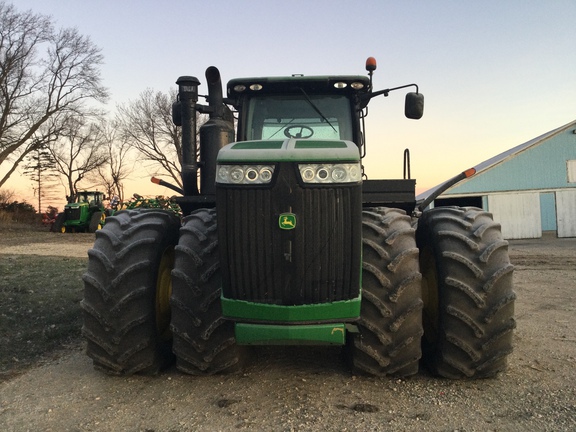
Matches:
[217,138,361,163]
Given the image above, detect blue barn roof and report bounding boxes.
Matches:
[417,119,576,200]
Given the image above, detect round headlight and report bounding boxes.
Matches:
[317,167,329,181]
[331,166,347,182]
[348,164,361,181]
[245,167,259,181]
[229,166,244,183]
[301,166,315,182]
[217,166,230,182]
[259,166,273,182]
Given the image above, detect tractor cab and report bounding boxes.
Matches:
[227,75,370,145]
[76,191,104,207]
[227,71,422,151]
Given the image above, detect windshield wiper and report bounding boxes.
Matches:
[299,88,337,133]
[268,117,296,139]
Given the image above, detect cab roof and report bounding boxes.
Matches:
[226,75,371,99]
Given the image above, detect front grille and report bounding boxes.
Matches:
[217,163,361,305]
[65,207,81,221]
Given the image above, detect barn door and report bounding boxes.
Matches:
[556,190,576,238]
[488,193,541,239]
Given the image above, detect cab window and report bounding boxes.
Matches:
[246,95,353,141]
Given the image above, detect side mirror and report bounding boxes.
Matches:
[405,92,424,119]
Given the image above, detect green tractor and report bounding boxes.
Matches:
[82,58,515,379]
[53,191,106,233]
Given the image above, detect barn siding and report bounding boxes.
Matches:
[447,127,576,195]
[488,193,541,239]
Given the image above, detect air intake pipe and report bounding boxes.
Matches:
[199,66,234,195]
[175,75,200,196]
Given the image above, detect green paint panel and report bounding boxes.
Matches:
[235,323,346,345]
[232,140,284,149]
[295,140,347,149]
[221,296,361,322]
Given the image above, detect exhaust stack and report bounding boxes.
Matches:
[199,66,234,195]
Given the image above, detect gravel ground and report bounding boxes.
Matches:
[0,232,575,431]
[0,230,94,258]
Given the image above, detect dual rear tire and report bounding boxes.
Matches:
[170,209,245,375]
[336,205,515,379]
[347,207,423,377]
[82,208,242,375]
[81,209,180,374]
[416,206,516,378]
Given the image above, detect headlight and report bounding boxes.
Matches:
[217,164,275,184]
[298,163,362,184]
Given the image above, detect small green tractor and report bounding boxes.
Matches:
[82,58,515,379]
[53,191,106,233]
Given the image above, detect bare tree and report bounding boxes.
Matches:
[0,188,15,204]
[0,2,108,188]
[117,88,201,189]
[48,115,107,200]
[22,145,59,212]
[93,120,132,202]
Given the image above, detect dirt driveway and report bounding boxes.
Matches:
[1,233,575,431]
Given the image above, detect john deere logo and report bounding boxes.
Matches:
[279,213,296,230]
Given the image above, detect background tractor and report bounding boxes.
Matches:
[82,58,515,379]
[53,191,106,233]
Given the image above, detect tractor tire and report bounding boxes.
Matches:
[347,207,423,377]
[416,206,516,379]
[81,209,181,375]
[88,212,103,233]
[170,208,245,375]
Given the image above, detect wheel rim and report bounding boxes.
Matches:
[155,247,175,340]
[98,213,106,230]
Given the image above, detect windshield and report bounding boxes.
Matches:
[77,193,101,204]
[245,95,353,141]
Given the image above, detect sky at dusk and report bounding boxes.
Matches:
[5,0,576,209]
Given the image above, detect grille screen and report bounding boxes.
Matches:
[65,207,81,221]
[217,164,361,305]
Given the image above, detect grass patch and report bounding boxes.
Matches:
[0,255,86,381]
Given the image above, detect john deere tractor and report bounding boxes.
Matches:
[82,58,515,379]
[53,191,106,233]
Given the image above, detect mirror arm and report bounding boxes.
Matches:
[364,83,420,100]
